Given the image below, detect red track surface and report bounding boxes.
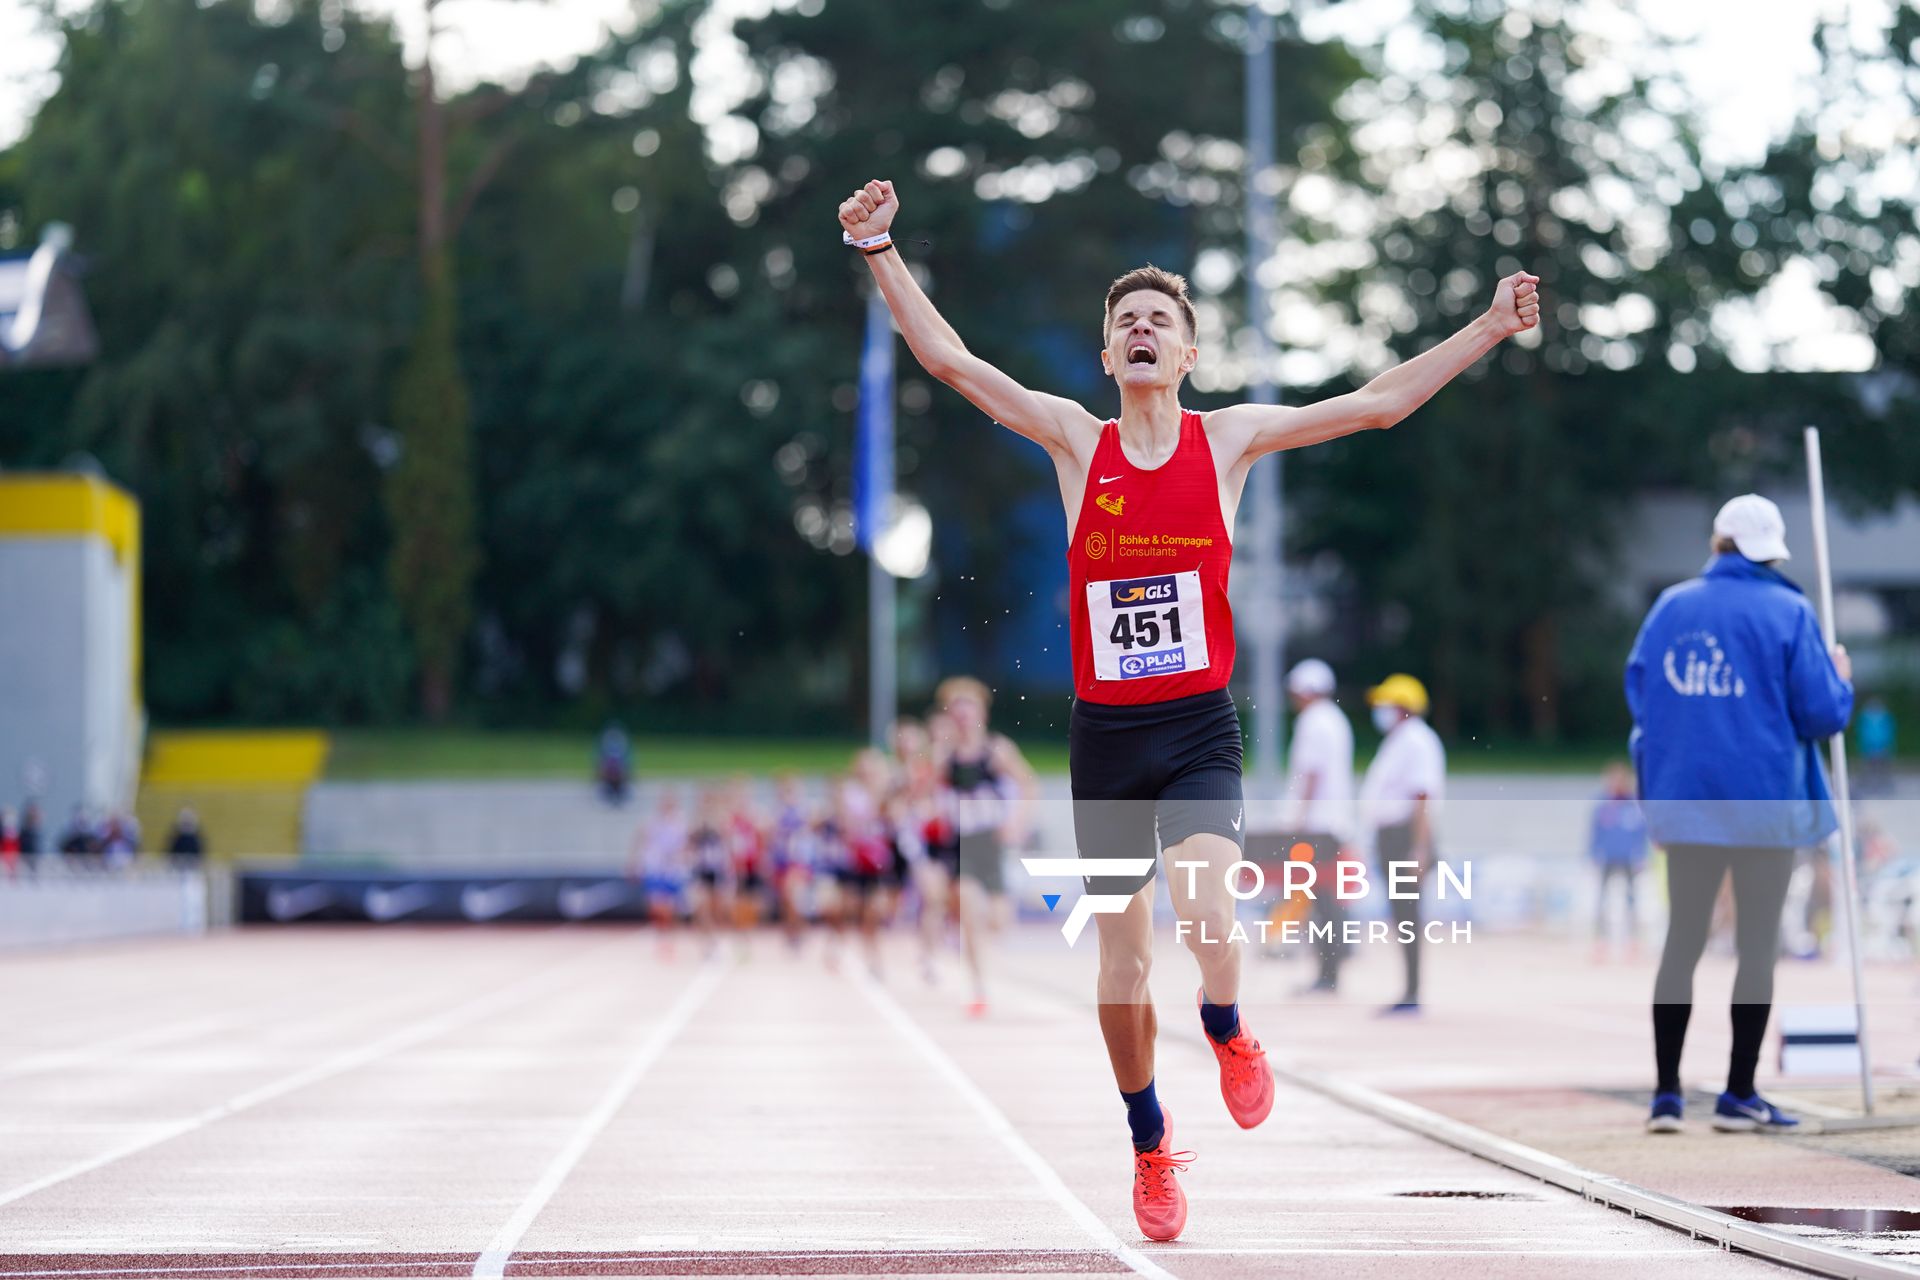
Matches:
[0,1248,1129,1277]
[0,927,1818,1277]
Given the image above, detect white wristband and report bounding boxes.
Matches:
[843,229,892,250]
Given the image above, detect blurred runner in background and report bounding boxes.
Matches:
[687,788,734,959]
[727,777,769,930]
[837,750,897,977]
[631,789,691,961]
[768,775,815,952]
[936,676,1037,1018]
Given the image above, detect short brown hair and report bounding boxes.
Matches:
[1104,265,1196,341]
[935,675,991,714]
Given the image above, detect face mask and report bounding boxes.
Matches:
[1372,705,1402,734]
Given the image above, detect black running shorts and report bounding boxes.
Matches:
[957,832,1007,895]
[1069,688,1245,895]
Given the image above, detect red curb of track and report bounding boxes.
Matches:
[0,1249,1132,1280]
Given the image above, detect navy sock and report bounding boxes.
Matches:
[1121,1080,1164,1151]
[1200,995,1240,1044]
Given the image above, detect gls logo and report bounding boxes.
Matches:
[1020,858,1156,944]
[1109,575,1177,607]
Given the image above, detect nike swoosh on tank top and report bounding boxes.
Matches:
[1067,410,1236,705]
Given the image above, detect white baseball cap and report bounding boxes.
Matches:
[1713,494,1791,562]
[1287,658,1336,696]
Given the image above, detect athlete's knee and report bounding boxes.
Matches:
[1097,944,1152,1000]
[1177,898,1236,950]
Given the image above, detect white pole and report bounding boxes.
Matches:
[1803,425,1874,1115]
[1244,4,1285,788]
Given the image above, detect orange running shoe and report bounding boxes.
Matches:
[1131,1105,1193,1242]
[1197,988,1273,1129]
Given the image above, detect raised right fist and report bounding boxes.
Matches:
[838,179,898,239]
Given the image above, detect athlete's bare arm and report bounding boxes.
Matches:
[989,733,1039,847]
[838,180,1102,460]
[1209,270,1542,466]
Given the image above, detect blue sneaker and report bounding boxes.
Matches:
[1646,1091,1685,1134]
[1711,1091,1800,1132]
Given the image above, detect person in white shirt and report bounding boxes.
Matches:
[1279,659,1356,993]
[1358,674,1446,1014]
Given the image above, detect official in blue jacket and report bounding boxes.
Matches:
[1624,494,1853,1137]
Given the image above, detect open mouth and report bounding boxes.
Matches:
[1127,343,1156,366]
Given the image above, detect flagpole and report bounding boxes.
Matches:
[862,290,898,749]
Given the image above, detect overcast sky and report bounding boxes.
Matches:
[0,0,1896,372]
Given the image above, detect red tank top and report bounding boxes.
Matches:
[1068,410,1235,705]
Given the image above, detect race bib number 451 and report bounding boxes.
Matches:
[1087,571,1209,681]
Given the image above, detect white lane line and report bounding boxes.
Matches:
[470,956,729,1279]
[1764,1089,1859,1120]
[847,969,1178,1280]
[0,942,613,1212]
[0,1015,241,1082]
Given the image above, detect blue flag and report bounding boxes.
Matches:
[853,290,894,553]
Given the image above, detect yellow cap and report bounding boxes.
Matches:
[1367,673,1430,717]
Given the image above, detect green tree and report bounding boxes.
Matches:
[378,0,564,720]
[0,0,417,722]
[1731,5,1920,505]
[386,257,476,719]
[1285,0,1788,740]
[452,4,870,728]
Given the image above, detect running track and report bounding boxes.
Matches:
[0,927,1798,1278]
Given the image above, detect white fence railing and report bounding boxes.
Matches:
[0,868,209,950]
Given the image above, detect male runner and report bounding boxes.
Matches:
[726,777,769,932]
[837,178,1540,1241]
[629,788,690,961]
[886,719,952,984]
[768,774,815,951]
[685,788,733,959]
[836,749,897,976]
[935,675,1038,1018]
